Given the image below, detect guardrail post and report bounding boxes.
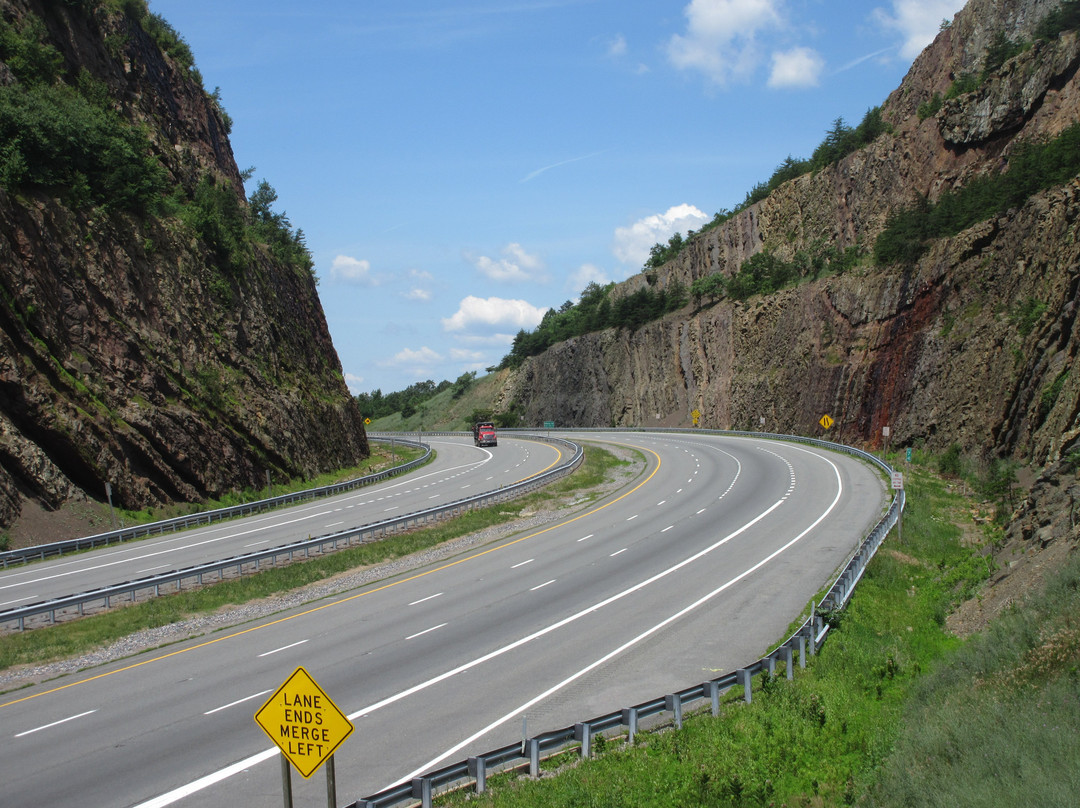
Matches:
[575,723,592,758]
[797,635,807,668]
[411,777,432,808]
[738,668,752,703]
[665,693,684,729]
[707,680,720,716]
[468,756,486,793]
[621,707,639,743]
[765,654,776,677]
[528,738,540,776]
[783,645,794,680]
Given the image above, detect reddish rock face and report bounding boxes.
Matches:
[0,0,368,530]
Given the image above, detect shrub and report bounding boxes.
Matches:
[917,93,943,121]
[179,174,250,272]
[938,444,963,477]
[1034,0,1080,41]
[0,83,166,211]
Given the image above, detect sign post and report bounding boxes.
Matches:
[255,666,354,807]
[891,472,905,544]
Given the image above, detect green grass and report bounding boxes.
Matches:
[0,444,633,677]
[867,549,1080,806]
[437,462,1019,807]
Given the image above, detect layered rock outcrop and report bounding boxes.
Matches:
[505,0,1080,476]
[0,0,368,533]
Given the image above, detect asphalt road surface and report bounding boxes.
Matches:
[0,436,566,609]
[0,432,887,807]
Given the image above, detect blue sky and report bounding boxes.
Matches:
[149,0,966,396]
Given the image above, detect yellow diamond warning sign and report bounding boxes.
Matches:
[255,666,354,778]
[819,414,834,430]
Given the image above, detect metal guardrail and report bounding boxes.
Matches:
[348,429,903,808]
[0,438,432,568]
[0,435,583,631]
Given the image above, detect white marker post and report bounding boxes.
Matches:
[891,471,904,543]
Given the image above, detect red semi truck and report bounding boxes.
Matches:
[473,421,497,447]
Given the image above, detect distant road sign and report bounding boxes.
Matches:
[543,421,555,429]
[691,409,701,426]
[891,472,904,490]
[819,414,834,430]
[255,666,354,779]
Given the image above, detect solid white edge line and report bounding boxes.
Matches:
[134,442,841,807]
[393,447,843,785]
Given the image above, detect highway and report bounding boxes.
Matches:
[0,432,887,808]
[0,436,564,609]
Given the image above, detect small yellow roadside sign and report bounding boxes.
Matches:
[691,409,701,426]
[819,414,834,430]
[255,666,354,779]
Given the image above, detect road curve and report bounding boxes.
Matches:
[0,436,564,610]
[0,432,886,807]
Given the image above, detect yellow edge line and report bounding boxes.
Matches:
[1,439,661,710]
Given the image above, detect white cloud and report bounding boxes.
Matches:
[667,0,783,85]
[567,263,610,295]
[467,243,546,282]
[330,254,378,285]
[452,332,518,347]
[768,46,824,88]
[450,348,486,362]
[612,204,710,269]
[873,1,965,60]
[379,346,443,368]
[403,288,432,301]
[441,296,549,334]
[344,372,365,394]
[606,33,627,58]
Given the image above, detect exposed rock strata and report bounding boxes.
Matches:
[505,0,1080,476]
[0,0,368,534]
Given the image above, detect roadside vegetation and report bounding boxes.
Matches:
[0,445,633,679]
[432,454,1078,807]
[0,3,314,283]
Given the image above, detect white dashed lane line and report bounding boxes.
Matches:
[406,623,447,640]
[204,690,272,716]
[15,711,97,738]
[258,640,308,658]
[408,592,443,606]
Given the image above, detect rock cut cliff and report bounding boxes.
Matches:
[504,0,1080,474]
[0,0,368,536]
